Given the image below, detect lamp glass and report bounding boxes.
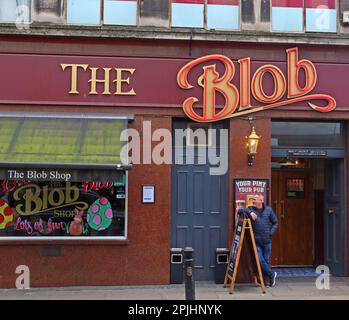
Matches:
[247,127,260,155]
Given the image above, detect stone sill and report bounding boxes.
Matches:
[1,23,349,46]
[0,239,130,246]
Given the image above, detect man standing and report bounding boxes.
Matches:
[238,194,278,287]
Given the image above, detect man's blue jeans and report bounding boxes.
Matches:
[256,243,273,279]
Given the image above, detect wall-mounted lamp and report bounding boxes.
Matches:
[246,125,261,166]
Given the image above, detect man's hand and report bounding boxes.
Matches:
[250,212,257,221]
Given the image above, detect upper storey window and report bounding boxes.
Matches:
[272,0,337,33]
[171,0,240,30]
[67,0,101,25]
[207,0,240,30]
[0,0,31,23]
[0,0,339,33]
[171,0,205,28]
[104,0,137,26]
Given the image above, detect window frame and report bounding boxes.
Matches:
[0,112,130,242]
[0,171,129,242]
[170,0,242,31]
[270,0,339,34]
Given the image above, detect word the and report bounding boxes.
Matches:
[61,64,136,96]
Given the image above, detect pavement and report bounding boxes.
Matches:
[1,277,349,300]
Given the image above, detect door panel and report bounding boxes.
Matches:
[271,170,283,265]
[171,120,228,281]
[271,170,313,266]
[324,159,346,276]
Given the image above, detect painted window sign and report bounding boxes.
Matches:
[0,176,126,238]
[272,0,336,33]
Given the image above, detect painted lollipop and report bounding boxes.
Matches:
[0,199,13,229]
[87,197,113,231]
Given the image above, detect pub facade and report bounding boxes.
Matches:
[0,0,348,287]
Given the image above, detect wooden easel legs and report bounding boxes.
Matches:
[223,218,267,295]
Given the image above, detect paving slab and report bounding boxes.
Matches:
[0,277,349,300]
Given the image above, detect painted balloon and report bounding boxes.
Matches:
[0,199,13,229]
[87,197,113,231]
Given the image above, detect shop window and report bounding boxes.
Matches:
[271,0,337,33]
[139,0,169,27]
[0,173,127,238]
[32,0,64,24]
[67,0,101,25]
[171,0,205,28]
[0,114,130,240]
[104,0,137,26]
[271,122,344,148]
[0,0,31,23]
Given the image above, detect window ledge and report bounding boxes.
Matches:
[0,239,130,246]
[1,23,349,46]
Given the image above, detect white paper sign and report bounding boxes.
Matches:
[142,185,155,203]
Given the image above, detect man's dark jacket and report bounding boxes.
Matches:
[238,205,278,245]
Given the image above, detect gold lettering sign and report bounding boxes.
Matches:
[177,48,336,122]
[61,64,136,96]
[13,182,88,216]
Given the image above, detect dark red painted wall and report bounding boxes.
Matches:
[0,51,346,113]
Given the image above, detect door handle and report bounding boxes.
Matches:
[328,208,335,216]
[280,200,285,221]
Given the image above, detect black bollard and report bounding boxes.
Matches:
[183,247,195,300]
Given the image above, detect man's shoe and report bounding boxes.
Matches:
[257,277,270,288]
[269,272,277,287]
[265,279,270,288]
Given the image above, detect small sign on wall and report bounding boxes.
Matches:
[286,178,305,198]
[142,185,155,204]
